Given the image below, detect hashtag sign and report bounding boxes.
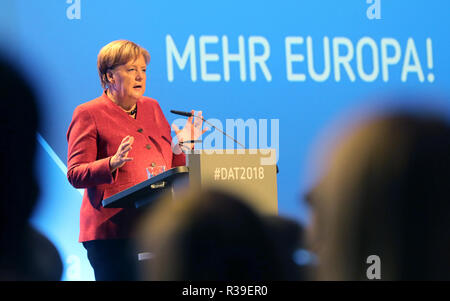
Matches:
[214,168,220,180]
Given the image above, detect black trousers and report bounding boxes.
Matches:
[83,239,139,281]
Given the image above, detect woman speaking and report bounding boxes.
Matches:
[66,40,206,280]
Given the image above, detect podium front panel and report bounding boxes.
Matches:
[187,149,278,215]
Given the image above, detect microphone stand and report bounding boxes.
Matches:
[199,116,246,148]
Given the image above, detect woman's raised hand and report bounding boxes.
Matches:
[109,135,134,172]
[172,110,209,150]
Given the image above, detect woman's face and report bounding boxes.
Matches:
[108,55,147,103]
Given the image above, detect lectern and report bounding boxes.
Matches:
[102,166,189,209]
[102,149,278,214]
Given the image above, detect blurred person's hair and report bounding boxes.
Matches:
[0,56,39,246]
[309,109,450,280]
[262,215,305,280]
[136,189,289,280]
[0,54,62,280]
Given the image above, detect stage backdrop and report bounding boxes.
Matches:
[1,0,449,280]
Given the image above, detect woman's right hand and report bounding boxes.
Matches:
[109,135,134,172]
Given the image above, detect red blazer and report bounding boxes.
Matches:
[67,92,185,242]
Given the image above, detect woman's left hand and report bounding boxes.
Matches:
[172,110,209,150]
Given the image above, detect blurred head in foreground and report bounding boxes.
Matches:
[307,108,450,280]
[137,189,297,280]
[0,55,62,280]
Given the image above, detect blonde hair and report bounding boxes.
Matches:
[97,40,150,89]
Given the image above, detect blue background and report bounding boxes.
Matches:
[1,0,449,280]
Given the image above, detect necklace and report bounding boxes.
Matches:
[106,90,137,116]
[128,106,137,115]
[125,104,137,116]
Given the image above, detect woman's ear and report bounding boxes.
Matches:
[106,70,115,85]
